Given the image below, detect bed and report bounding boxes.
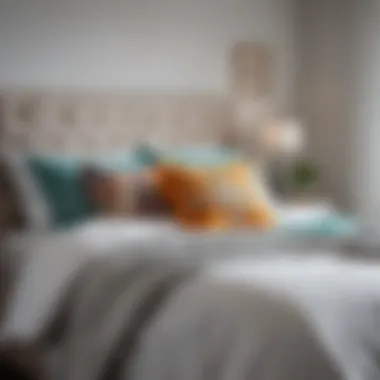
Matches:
[0,89,374,380]
[1,222,380,380]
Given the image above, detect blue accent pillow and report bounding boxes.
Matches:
[136,145,243,168]
[279,215,357,238]
[28,152,143,227]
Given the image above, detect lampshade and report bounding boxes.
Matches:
[259,118,304,156]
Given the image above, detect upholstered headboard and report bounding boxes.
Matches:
[0,43,274,154]
[0,91,231,154]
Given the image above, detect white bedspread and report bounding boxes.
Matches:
[1,218,378,380]
[209,258,380,380]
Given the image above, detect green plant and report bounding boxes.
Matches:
[291,159,320,193]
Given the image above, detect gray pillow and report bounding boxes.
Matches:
[0,241,12,330]
[1,151,51,231]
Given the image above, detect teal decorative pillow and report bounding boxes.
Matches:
[28,157,93,227]
[28,152,144,227]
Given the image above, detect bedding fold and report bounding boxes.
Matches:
[38,254,342,380]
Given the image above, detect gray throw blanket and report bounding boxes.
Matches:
[40,254,342,380]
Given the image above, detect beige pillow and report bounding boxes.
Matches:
[82,168,170,216]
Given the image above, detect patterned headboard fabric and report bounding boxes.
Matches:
[0,91,230,154]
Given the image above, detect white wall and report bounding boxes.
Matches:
[0,0,296,108]
[351,0,380,242]
[296,0,380,244]
[295,1,358,208]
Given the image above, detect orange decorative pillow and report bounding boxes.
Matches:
[156,163,277,230]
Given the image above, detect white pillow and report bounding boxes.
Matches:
[1,150,51,230]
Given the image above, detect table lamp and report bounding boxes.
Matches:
[258,117,305,198]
